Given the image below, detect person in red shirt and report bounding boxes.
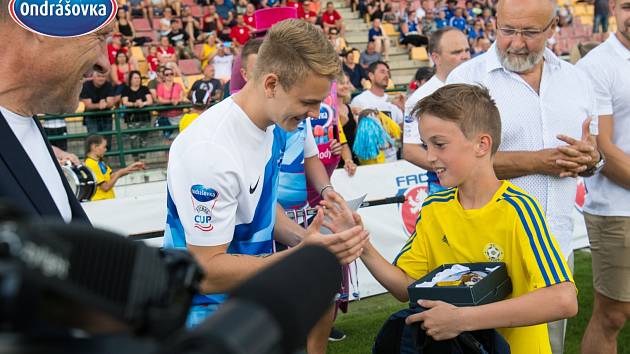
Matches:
[243,3,256,30]
[229,14,251,46]
[301,0,318,24]
[145,45,160,79]
[157,35,177,64]
[107,34,128,64]
[321,1,344,35]
[286,0,304,17]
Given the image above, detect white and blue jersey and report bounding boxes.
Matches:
[163,97,286,307]
[277,119,318,211]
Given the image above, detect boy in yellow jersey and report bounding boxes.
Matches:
[324,84,578,354]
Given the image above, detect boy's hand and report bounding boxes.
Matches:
[301,208,368,265]
[405,300,465,341]
[320,192,356,232]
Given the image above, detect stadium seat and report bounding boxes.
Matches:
[194,44,205,57]
[182,0,195,5]
[152,18,162,30]
[382,23,399,37]
[132,18,152,32]
[185,74,205,92]
[131,46,147,62]
[179,59,202,75]
[410,46,429,61]
[138,61,150,78]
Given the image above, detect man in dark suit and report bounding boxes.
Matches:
[0,3,114,223]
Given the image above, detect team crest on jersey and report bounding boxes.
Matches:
[400,185,429,235]
[190,184,219,232]
[483,243,504,262]
[575,178,586,213]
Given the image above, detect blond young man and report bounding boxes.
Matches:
[163,19,368,353]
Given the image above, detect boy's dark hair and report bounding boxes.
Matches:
[367,60,389,74]
[413,66,435,83]
[85,134,106,156]
[240,38,263,70]
[428,26,459,54]
[411,84,501,155]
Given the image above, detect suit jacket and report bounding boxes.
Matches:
[0,110,89,223]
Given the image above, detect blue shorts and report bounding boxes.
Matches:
[186,303,221,329]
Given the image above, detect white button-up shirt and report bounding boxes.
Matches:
[447,44,597,258]
[403,76,446,144]
[577,34,630,216]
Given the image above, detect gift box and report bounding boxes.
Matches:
[408,262,512,307]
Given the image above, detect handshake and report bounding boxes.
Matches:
[299,192,369,265]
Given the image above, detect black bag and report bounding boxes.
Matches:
[373,307,511,354]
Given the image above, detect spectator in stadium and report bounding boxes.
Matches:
[421,8,438,35]
[448,7,468,31]
[407,66,435,93]
[169,19,196,59]
[179,89,212,132]
[115,8,136,44]
[148,65,165,97]
[211,42,235,84]
[158,6,174,36]
[121,71,153,151]
[128,0,149,21]
[350,61,403,162]
[157,35,177,64]
[444,0,457,20]
[229,14,251,46]
[243,3,256,28]
[84,134,145,201]
[557,3,573,28]
[166,0,182,16]
[353,84,577,354]
[182,8,203,44]
[351,61,403,127]
[360,41,382,69]
[155,67,186,140]
[111,51,136,99]
[467,18,485,43]
[592,0,610,33]
[366,0,388,22]
[446,0,601,352]
[328,27,347,53]
[403,27,470,193]
[472,36,492,56]
[301,0,319,23]
[322,1,345,35]
[215,0,235,22]
[368,18,390,60]
[107,33,128,64]
[199,32,218,69]
[480,6,496,26]
[434,9,448,29]
[578,2,630,352]
[336,72,359,172]
[162,20,368,354]
[188,64,223,104]
[400,12,429,48]
[341,49,368,92]
[148,0,166,20]
[80,71,116,146]
[202,5,224,35]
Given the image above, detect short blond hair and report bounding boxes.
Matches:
[253,19,341,89]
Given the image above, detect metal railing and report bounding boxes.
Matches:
[42,85,409,168]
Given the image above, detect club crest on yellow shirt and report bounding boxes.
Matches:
[483,243,504,262]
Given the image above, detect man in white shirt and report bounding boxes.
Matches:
[446,0,602,353]
[350,61,404,161]
[0,6,112,223]
[577,1,630,353]
[402,26,471,171]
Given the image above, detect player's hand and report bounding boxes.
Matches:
[320,192,356,232]
[57,151,81,166]
[405,300,465,341]
[556,117,600,177]
[302,208,369,265]
[344,160,357,176]
[125,161,146,172]
[329,139,342,156]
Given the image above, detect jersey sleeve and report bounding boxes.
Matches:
[338,123,348,144]
[167,141,240,247]
[577,58,613,116]
[304,118,318,158]
[509,194,575,289]
[393,213,429,280]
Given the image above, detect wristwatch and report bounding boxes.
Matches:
[580,151,605,177]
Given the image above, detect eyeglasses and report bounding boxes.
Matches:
[164,72,174,76]
[497,16,556,39]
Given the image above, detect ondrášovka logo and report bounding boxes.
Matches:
[395,174,430,236]
[191,185,218,232]
[9,0,117,37]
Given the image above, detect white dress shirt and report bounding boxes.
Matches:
[403,75,445,144]
[447,44,597,258]
[350,89,404,124]
[577,34,630,216]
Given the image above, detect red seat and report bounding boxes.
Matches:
[132,18,152,31]
[179,59,202,75]
[191,5,204,17]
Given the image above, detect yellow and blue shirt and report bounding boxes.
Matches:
[84,157,115,201]
[394,181,574,354]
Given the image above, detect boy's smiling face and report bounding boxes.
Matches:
[419,113,478,188]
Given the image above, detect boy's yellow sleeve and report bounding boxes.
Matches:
[338,124,347,144]
[511,194,574,289]
[84,158,108,185]
[393,214,428,280]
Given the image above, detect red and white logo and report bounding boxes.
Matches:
[400,185,429,235]
[575,178,586,212]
